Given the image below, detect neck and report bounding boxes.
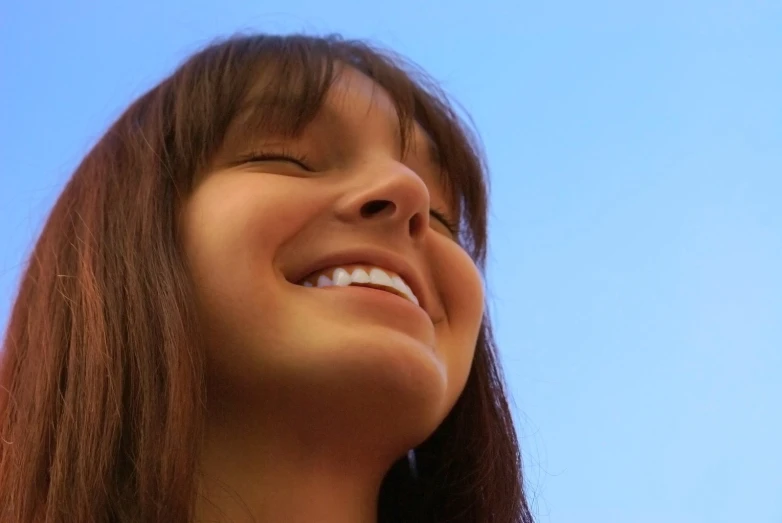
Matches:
[194,396,405,523]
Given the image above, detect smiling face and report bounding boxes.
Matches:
[179,65,484,453]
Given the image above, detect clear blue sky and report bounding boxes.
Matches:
[2,1,780,522]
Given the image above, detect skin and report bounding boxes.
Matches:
[179,65,485,523]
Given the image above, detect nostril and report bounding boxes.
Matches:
[360,200,393,218]
[409,213,424,237]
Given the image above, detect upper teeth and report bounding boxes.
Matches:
[299,265,419,306]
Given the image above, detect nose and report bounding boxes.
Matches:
[335,162,430,241]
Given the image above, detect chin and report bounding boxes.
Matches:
[271,328,453,437]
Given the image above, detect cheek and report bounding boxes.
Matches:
[435,242,485,332]
[181,174,317,299]
[181,172,321,259]
[430,241,485,404]
[179,178,298,349]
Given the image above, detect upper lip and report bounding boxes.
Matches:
[287,247,431,316]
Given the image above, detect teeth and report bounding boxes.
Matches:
[350,268,370,284]
[391,275,418,306]
[369,268,394,287]
[306,265,420,306]
[332,267,352,286]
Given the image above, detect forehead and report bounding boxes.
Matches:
[311,66,441,169]
[222,64,441,171]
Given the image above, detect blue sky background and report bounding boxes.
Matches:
[2,1,780,522]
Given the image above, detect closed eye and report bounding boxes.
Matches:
[236,149,313,171]
[429,208,459,236]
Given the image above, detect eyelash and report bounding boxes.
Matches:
[430,208,460,236]
[238,148,314,171]
[239,149,458,236]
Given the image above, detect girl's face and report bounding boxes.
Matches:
[179,66,484,450]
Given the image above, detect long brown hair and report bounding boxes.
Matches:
[0,33,535,522]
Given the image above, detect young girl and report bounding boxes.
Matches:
[0,33,535,522]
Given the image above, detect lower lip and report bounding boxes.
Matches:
[305,285,430,323]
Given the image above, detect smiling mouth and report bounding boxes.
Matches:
[296,265,420,306]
